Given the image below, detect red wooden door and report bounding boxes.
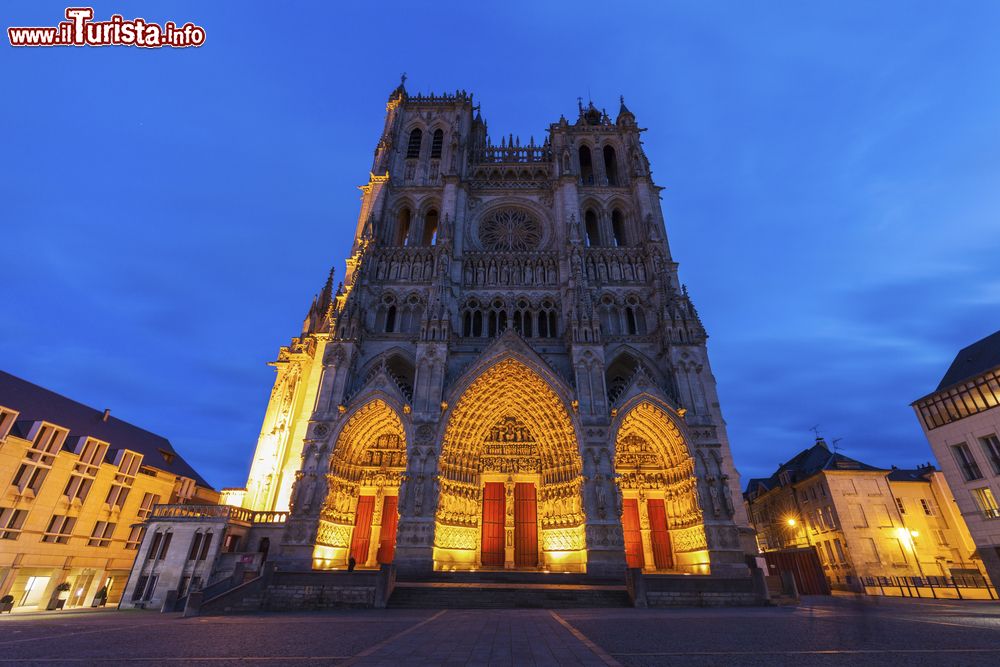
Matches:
[376,496,398,564]
[514,483,538,567]
[350,496,375,566]
[481,482,505,567]
[647,499,673,570]
[622,498,645,568]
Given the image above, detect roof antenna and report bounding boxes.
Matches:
[809,424,822,440]
[832,437,843,452]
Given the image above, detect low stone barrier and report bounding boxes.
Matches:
[640,573,763,607]
[196,567,393,614]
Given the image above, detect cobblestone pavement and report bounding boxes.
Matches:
[0,596,998,666]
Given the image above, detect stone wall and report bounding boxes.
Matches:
[198,570,383,614]
[641,574,762,607]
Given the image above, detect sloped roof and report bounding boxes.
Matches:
[744,440,884,497]
[937,329,1000,390]
[0,370,212,489]
[886,466,937,483]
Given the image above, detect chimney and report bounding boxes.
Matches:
[102,409,110,422]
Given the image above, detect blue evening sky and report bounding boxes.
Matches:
[2,1,998,489]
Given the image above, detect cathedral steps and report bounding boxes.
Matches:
[388,573,632,608]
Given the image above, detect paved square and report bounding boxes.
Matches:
[1,596,998,666]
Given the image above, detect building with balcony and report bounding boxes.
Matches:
[913,329,1000,587]
[0,371,216,611]
[744,438,981,589]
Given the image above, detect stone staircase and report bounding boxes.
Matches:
[388,571,632,609]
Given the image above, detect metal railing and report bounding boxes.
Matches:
[150,504,289,525]
[862,574,996,600]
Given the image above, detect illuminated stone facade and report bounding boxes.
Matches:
[229,81,754,577]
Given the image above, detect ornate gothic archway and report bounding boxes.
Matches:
[614,400,709,573]
[433,358,585,571]
[313,399,407,569]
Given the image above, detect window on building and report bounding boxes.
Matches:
[834,539,846,563]
[952,442,984,481]
[131,574,157,602]
[848,503,868,528]
[920,498,936,516]
[422,209,438,246]
[430,129,443,159]
[125,525,144,550]
[223,533,241,553]
[972,487,1000,519]
[146,530,172,560]
[603,145,619,186]
[843,479,858,496]
[579,145,594,185]
[934,529,949,546]
[384,305,397,333]
[137,493,159,521]
[42,514,76,544]
[11,423,67,496]
[824,541,835,564]
[395,208,411,246]
[584,209,599,247]
[611,209,626,246]
[188,533,204,561]
[890,538,908,565]
[199,532,213,560]
[405,128,422,159]
[979,434,1000,475]
[0,406,18,441]
[895,497,906,514]
[859,537,880,564]
[105,450,142,511]
[872,503,894,527]
[0,507,27,540]
[87,521,116,547]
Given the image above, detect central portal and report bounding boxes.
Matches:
[433,358,586,572]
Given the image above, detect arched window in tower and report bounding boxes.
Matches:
[385,354,416,400]
[406,128,423,159]
[598,294,620,335]
[535,299,557,338]
[487,299,507,337]
[579,145,594,185]
[400,294,423,333]
[513,299,533,338]
[430,129,444,159]
[625,295,645,335]
[385,305,397,333]
[584,209,600,247]
[611,209,627,247]
[603,145,619,186]
[396,208,412,246]
[605,353,641,404]
[422,209,439,246]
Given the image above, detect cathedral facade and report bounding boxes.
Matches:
[228,81,754,578]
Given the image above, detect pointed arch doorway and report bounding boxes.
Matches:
[313,399,407,569]
[433,358,586,572]
[614,400,709,573]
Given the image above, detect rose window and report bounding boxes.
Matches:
[478,208,542,252]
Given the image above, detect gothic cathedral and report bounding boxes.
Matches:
[228,80,754,578]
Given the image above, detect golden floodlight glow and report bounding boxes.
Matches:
[787,518,797,527]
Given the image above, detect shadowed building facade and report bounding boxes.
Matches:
[221,81,754,578]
